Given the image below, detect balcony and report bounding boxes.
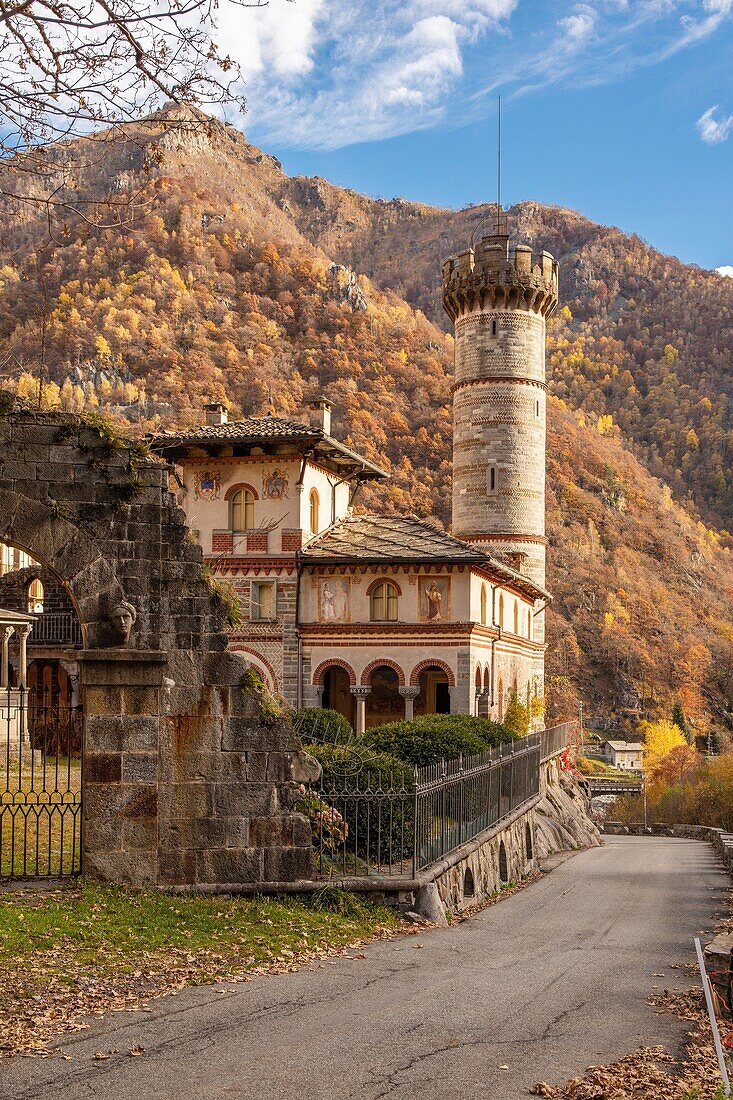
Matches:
[28,612,83,648]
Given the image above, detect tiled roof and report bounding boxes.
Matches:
[154,415,321,443]
[605,741,644,752]
[301,514,550,600]
[150,415,388,480]
[303,515,486,563]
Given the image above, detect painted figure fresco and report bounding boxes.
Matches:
[419,577,449,622]
[320,578,350,622]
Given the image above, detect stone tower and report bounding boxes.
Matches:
[442,214,558,643]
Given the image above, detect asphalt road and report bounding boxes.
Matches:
[2,837,728,1100]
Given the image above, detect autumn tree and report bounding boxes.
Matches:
[639,719,687,772]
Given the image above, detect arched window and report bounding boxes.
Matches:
[513,601,519,635]
[230,488,254,532]
[498,592,505,630]
[309,488,320,534]
[27,578,44,614]
[527,608,532,639]
[370,581,399,622]
[480,584,487,625]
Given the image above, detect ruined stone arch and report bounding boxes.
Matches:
[0,411,314,888]
[0,488,125,647]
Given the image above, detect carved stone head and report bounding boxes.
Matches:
[109,601,137,646]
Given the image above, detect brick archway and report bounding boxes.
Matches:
[224,482,259,501]
[0,410,314,889]
[312,659,356,687]
[409,658,455,687]
[231,647,279,692]
[360,658,405,686]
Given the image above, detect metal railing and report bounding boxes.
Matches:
[413,735,540,872]
[541,722,573,761]
[27,612,82,647]
[306,723,571,880]
[0,685,83,879]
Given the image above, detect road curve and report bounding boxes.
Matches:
[2,837,728,1100]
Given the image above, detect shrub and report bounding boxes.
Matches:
[296,787,349,851]
[293,707,354,745]
[362,714,515,767]
[503,691,531,738]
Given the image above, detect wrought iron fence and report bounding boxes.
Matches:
[541,722,573,761]
[0,685,82,879]
[413,736,541,872]
[305,724,571,880]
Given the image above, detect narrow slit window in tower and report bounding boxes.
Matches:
[535,398,540,418]
[488,465,498,495]
[491,319,497,336]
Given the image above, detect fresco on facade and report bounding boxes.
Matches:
[419,576,450,622]
[262,469,289,499]
[320,578,350,622]
[194,471,220,500]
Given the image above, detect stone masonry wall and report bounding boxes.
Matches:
[0,409,315,887]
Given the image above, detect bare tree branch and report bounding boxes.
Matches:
[0,0,279,229]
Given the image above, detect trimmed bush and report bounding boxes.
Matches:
[362,714,515,768]
[293,707,354,745]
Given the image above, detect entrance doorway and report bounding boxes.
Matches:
[415,666,451,716]
[322,665,355,728]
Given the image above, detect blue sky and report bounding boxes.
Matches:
[220,1,733,271]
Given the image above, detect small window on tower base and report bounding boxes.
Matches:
[488,465,498,495]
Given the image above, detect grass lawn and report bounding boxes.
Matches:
[0,879,401,1058]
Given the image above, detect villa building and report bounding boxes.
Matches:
[151,213,558,730]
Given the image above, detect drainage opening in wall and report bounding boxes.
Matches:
[526,822,533,861]
[463,867,475,899]
[499,840,508,884]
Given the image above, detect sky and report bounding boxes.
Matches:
[218,0,733,271]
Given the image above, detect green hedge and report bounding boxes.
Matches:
[362,714,515,767]
[293,707,354,745]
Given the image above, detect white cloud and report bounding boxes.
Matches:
[716,265,733,276]
[220,0,733,150]
[220,0,325,81]
[697,104,733,142]
[559,8,597,39]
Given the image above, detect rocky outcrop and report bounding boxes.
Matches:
[535,756,601,857]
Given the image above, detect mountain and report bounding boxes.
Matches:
[0,108,731,734]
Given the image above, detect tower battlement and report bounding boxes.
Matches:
[442,233,559,322]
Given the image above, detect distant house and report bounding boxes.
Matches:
[603,740,644,771]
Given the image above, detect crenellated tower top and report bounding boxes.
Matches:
[442,226,559,324]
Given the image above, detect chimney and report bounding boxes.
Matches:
[310,396,333,436]
[204,400,228,427]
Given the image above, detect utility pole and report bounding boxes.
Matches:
[579,701,584,750]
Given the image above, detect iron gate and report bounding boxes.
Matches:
[0,685,82,879]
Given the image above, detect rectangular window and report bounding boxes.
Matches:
[251,580,277,621]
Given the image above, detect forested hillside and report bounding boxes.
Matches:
[1,109,731,732]
[275,182,733,535]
